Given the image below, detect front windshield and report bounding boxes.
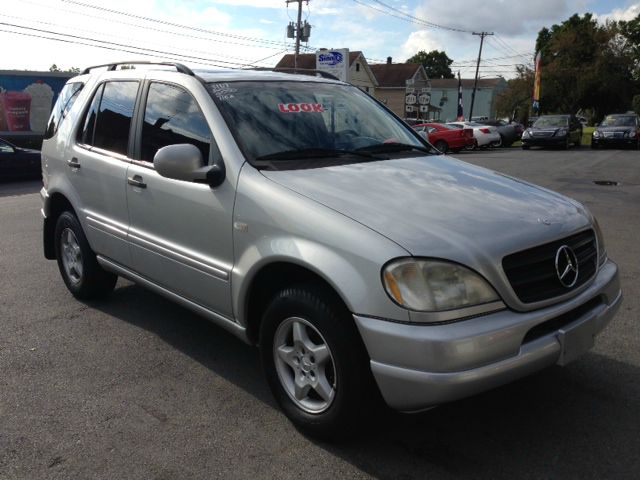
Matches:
[601,115,636,127]
[533,116,568,128]
[208,81,426,163]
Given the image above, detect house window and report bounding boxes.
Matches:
[356,63,360,72]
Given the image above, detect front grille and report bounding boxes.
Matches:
[532,131,553,137]
[502,230,597,303]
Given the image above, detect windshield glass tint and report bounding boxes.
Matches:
[533,116,568,128]
[208,81,423,161]
[601,115,636,127]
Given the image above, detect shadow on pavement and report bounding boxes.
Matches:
[0,179,42,197]
[92,282,639,479]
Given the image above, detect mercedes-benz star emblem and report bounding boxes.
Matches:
[555,245,579,288]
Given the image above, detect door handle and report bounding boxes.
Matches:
[127,175,147,189]
[67,157,80,169]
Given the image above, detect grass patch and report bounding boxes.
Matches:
[582,126,594,146]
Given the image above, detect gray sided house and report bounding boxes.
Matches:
[275,52,378,94]
[428,78,507,122]
[369,61,432,120]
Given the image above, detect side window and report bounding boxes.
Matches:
[0,140,14,153]
[77,81,138,155]
[141,82,213,163]
[77,83,103,146]
[44,82,84,140]
[92,81,139,156]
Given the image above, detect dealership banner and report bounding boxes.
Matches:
[316,49,349,82]
[0,72,73,135]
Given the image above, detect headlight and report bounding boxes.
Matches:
[382,258,499,311]
[592,130,600,138]
[556,128,567,136]
[522,129,530,138]
[592,216,607,266]
[625,129,637,138]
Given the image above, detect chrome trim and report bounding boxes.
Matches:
[407,301,506,324]
[128,230,230,281]
[96,255,249,344]
[85,213,128,239]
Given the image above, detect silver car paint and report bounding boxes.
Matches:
[261,155,594,314]
[41,68,622,412]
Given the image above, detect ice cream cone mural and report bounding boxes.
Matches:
[0,72,73,135]
[25,81,54,132]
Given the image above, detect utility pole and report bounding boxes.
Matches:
[286,0,311,69]
[468,31,493,120]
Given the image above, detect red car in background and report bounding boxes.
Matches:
[413,123,475,153]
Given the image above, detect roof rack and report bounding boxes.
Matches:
[249,67,339,81]
[81,61,195,76]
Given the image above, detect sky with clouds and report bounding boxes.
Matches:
[1,0,639,79]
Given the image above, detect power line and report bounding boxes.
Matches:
[18,0,294,52]
[351,0,471,33]
[0,13,267,66]
[60,0,291,47]
[0,21,258,69]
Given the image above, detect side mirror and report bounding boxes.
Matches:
[154,144,225,187]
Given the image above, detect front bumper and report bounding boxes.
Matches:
[592,136,637,147]
[521,135,567,147]
[354,260,621,412]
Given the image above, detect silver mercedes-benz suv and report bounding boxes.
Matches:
[41,61,622,438]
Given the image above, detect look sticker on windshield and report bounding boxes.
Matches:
[278,103,324,113]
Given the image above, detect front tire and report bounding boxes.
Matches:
[55,211,117,299]
[260,284,377,440]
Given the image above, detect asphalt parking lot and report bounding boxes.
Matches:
[1,147,639,479]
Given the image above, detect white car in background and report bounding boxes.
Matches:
[447,121,502,148]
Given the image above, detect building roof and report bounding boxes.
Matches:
[275,52,364,70]
[368,63,425,88]
[429,77,506,89]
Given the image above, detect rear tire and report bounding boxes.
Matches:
[259,284,378,440]
[55,211,117,299]
[434,140,448,153]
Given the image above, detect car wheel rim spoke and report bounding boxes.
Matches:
[61,228,82,284]
[273,317,337,414]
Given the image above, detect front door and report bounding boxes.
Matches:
[125,81,234,318]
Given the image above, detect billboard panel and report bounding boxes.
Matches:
[0,72,74,136]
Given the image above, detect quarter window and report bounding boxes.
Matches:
[44,82,83,140]
[141,82,213,163]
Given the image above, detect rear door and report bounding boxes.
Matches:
[125,80,235,317]
[67,79,140,266]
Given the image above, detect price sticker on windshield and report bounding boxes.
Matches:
[278,103,325,113]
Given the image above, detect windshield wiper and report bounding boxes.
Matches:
[356,143,432,154]
[255,147,386,161]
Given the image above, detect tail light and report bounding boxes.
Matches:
[480,128,491,134]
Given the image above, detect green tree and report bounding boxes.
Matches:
[406,50,454,79]
[495,65,534,121]
[534,13,635,118]
[49,64,80,73]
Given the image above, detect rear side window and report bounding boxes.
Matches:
[77,81,139,156]
[141,82,212,163]
[44,82,83,140]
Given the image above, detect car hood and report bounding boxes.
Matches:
[261,156,591,268]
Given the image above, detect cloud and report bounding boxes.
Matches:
[393,30,443,63]
[596,3,640,22]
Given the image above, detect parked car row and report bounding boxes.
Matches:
[411,119,523,152]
